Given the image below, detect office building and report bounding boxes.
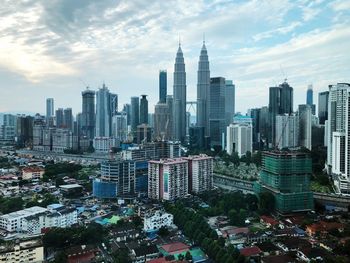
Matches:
[16,115,34,148]
[93,160,136,198]
[183,154,213,193]
[250,108,261,150]
[225,80,235,125]
[159,70,167,103]
[189,126,207,150]
[209,77,226,147]
[298,104,312,150]
[46,98,54,122]
[318,91,329,125]
[144,210,173,232]
[63,107,73,130]
[148,158,188,201]
[148,113,154,128]
[81,88,95,140]
[268,81,294,147]
[154,102,170,140]
[131,96,140,132]
[55,108,64,128]
[140,95,148,124]
[112,111,128,142]
[137,124,152,144]
[254,151,313,214]
[275,114,299,150]
[226,122,252,157]
[123,103,131,127]
[93,137,118,153]
[196,41,210,134]
[110,93,118,116]
[306,85,316,115]
[96,84,112,137]
[173,44,187,142]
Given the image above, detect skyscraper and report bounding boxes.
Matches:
[131,96,140,132]
[318,91,329,125]
[326,83,350,193]
[173,44,186,142]
[275,114,299,149]
[140,95,148,124]
[268,81,294,147]
[63,108,73,130]
[298,104,312,150]
[209,77,226,147]
[55,108,64,128]
[46,98,54,119]
[225,80,235,125]
[110,93,118,116]
[306,85,316,115]
[226,122,252,157]
[159,70,167,103]
[96,84,112,137]
[81,88,95,140]
[123,104,131,126]
[196,41,210,133]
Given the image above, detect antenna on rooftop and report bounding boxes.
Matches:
[279,64,287,83]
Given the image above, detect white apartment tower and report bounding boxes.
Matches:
[226,123,252,157]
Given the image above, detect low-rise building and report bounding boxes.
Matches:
[0,239,44,263]
[143,210,173,232]
[21,166,45,180]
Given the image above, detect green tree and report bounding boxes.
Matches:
[185,251,192,261]
[258,192,275,214]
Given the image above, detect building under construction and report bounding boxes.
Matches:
[254,151,314,214]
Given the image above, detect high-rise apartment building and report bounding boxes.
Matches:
[159,70,167,103]
[63,108,73,130]
[112,111,128,142]
[173,44,187,142]
[96,84,112,137]
[226,122,252,157]
[148,158,188,201]
[254,151,314,214]
[183,154,213,193]
[326,83,350,193]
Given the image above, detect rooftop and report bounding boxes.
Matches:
[0,206,47,220]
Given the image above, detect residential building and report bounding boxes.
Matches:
[96,84,112,137]
[183,154,213,193]
[16,115,34,148]
[21,166,45,180]
[55,108,64,128]
[46,98,54,119]
[63,108,73,130]
[112,111,128,142]
[143,210,173,232]
[0,239,44,263]
[148,158,188,201]
[226,122,253,157]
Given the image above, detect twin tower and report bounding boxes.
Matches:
[173,41,210,142]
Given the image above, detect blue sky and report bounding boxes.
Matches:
[0,0,349,115]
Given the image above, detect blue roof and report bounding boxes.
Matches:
[47,203,64,210]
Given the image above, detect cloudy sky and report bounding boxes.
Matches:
[0,0,349,116]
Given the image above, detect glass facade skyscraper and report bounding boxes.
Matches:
[159,70,167,103]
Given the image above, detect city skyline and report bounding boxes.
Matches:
[0,0,350,115]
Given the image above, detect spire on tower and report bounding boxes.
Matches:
[203,32,205,44]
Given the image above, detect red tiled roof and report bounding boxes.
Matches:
[240,246,262,257]
[260,215,278,226]
[161,242,190,254]
[22,166,44,173]
[226,227,249,235]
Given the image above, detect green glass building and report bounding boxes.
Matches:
[254,151,314,214]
